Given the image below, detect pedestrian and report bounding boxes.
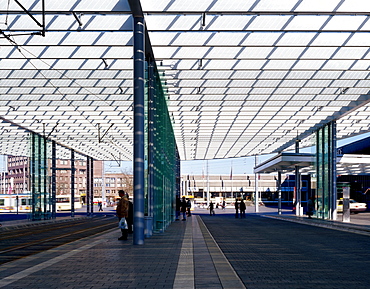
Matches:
[180,196,187,221]
[186,198,192,216]
[235,199,239,218]
[126,192,134,234]
[175,196,181,221]
[222,200,226,210]
[209,201,215,216]
[307,196,315,219]
[98,201,103,211]
[240,199,246,218]
[116,190,129,240]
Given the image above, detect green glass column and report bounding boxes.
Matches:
[29,133,50,220]
[315,121,337,220]
[149,64,177,233]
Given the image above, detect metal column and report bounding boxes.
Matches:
[254,155,259,213]
[38,135,42,216]
[278,171,282,215]
[146,59,154,237]
[86,156,90,216]
[43,137,47,216]
[295,140,301,216]
[71,149,75,217]
[31,133,36,219]
[330,121,337,221]
[90,158,94,215]
[51,141,56,219]
[133,15,145,245]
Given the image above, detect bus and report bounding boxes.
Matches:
[0,193,32,212]
[0,193,82,212]
[56,195,82,211]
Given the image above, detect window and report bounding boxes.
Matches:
[21,199,31,205]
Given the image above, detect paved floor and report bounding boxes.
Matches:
[1,207,370,289]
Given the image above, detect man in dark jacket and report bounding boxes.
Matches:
[240,199,246,218]
[126,192,134,233]
[116,190,129,240]
[175,196,181,220]
[235,199,239,218]
[180,196,187,221]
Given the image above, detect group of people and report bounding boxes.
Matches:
[176,196,192,221]
[116,189,133,240]
[234,199,246,218]
[205,199,247,217]
[117,194,250,239]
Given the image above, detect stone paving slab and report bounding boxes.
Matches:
[0,222,185,289]
[200,213,370,289]
[2,209,370,289]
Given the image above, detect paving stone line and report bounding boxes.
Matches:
[197,215,246,289]
[265,215,370,236]
[173,218,195,289]
[192,216,222,288]
[0,239,104,288]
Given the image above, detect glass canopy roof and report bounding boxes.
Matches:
[1,0,370,161]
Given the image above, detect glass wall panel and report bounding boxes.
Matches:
[148,62,178,233]
[315,121,336,220]
[29,133,50,220]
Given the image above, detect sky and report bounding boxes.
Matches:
[180,132,370,175]
[103,131,370,176]
[2,132,370,175]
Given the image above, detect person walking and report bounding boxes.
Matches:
[209,201,215,216]
[125,192,134,234]
[240,199,246,218]
[307,196,315,219]
[235,199,239,218]
[175,196,181,221]
[98,201,103,211]
[186,198,192,217]
[180,196,187,221]
[116,190,130,240]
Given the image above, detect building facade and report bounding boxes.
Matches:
[5,156,133,201]
[182,173,312,205]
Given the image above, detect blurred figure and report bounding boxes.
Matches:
[126,192,134,234]
[186,198,192,217]
[235,199,239,218]
[240,199,246,218]
[307,197,315,219]
[209,201,215,216]
[180,196,187,221]
[175,196,181,221]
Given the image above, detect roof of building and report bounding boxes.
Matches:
[1,0,370,161]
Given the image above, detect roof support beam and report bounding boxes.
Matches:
[274,91,370,154]
[13,0,45,36]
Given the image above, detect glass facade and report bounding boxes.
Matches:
[315,122,337,219]
[29,133,51,220]
[148,62,179,232]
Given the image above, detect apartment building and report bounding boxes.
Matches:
[5,156,132,200]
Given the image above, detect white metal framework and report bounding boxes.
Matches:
[1,0,370,161]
